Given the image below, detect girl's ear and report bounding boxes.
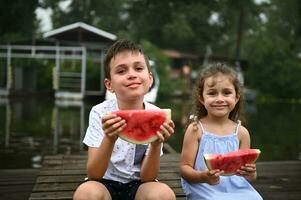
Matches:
[104,78,114,93]
[198,94,204,104]
[235,94,240,104]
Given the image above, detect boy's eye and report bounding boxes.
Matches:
[116,68,126,74]
[135,65,144,71]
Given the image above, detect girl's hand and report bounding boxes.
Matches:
[101,113,126,142]
[205,169,223,185]
[152,119,175,145]
[236,163,257,181]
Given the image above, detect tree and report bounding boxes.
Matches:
[36,0,301,99]
[0,0,39,42]
[40,0,126,34]
[245,0,301,99]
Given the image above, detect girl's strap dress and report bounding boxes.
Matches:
[181,121,263,200]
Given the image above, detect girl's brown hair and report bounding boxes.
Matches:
[191,62,245,125]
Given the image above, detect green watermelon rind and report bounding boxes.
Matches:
[117,109,171,144]
[203,149,261,176]
[119,134,159,144]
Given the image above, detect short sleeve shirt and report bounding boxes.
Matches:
[83,99,163,183]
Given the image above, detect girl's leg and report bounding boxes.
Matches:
[73,180,112,200]
[135,182,176,200]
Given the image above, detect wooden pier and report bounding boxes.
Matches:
[28,154,301,200]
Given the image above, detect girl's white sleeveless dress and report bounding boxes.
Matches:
[181,121,263,200]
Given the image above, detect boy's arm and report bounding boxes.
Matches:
[86,137,116,180]
[86,113,126,180]
[140,143,161,182]
[140,119,175,182]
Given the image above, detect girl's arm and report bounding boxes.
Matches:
[238,125,251,150]
[179,123,222,184]
[140,119,175,182]
[238,126,257,182]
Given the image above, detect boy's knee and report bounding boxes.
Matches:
[73,181,110,200]
[137,182,176,200]
[158,184,176,200]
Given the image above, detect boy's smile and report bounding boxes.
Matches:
[126,81,141,89]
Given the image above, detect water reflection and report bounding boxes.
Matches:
[0,97,300,169]
[0,97,90,169]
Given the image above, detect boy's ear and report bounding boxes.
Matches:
[104,78,114,93]
[148,72,154,87]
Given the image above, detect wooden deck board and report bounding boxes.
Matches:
[29,154,301,200]
[0,169,39,200]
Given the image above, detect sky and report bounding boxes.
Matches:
[35,0,71,32]
[36,7,52,32]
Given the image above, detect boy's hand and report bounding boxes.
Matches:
[205,169,223,185]
[236,163,257,181]
[102,113,126,142]
[152,119,175,145]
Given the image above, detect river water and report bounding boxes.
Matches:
[0,96,300,169]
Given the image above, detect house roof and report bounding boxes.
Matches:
[43,22,117,43]
[163,49,199,59]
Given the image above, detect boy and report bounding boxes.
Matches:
[73,39,176,200]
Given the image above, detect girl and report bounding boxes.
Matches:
[180,63,262,200]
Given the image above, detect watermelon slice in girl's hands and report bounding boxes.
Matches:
[203,149,261,176]
[112,109,171,144]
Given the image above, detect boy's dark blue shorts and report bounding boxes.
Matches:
[85,178,142,200]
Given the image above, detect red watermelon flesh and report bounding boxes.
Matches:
[112,109,171,144]
[204,149,261,176]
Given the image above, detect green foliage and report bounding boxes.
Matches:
[42,0,126,33]
[1,0,301,99]
[244,0,301,99]
[247,102,301,160]
[85,59,102,91]
[11,59,53,90]
[140,40,185,98]
[0,0,39,42]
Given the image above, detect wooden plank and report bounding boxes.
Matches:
[30,154,301,200]
[30,153,185,200]
[0,169,39,200]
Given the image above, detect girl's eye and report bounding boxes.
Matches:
[223,90,234,96]
[207,91,216,96]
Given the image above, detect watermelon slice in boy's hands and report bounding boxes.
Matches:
[203,149,261,176]
[112,109,171,144]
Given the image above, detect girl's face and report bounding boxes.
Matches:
[104,51,153,101]
[201,74,239,118]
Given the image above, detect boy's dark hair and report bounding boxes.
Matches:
[192,62,246,125]
[104,39,150,79]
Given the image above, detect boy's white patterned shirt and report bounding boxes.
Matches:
[83,99,163,183]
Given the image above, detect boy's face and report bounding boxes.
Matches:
[104,51,153,101]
